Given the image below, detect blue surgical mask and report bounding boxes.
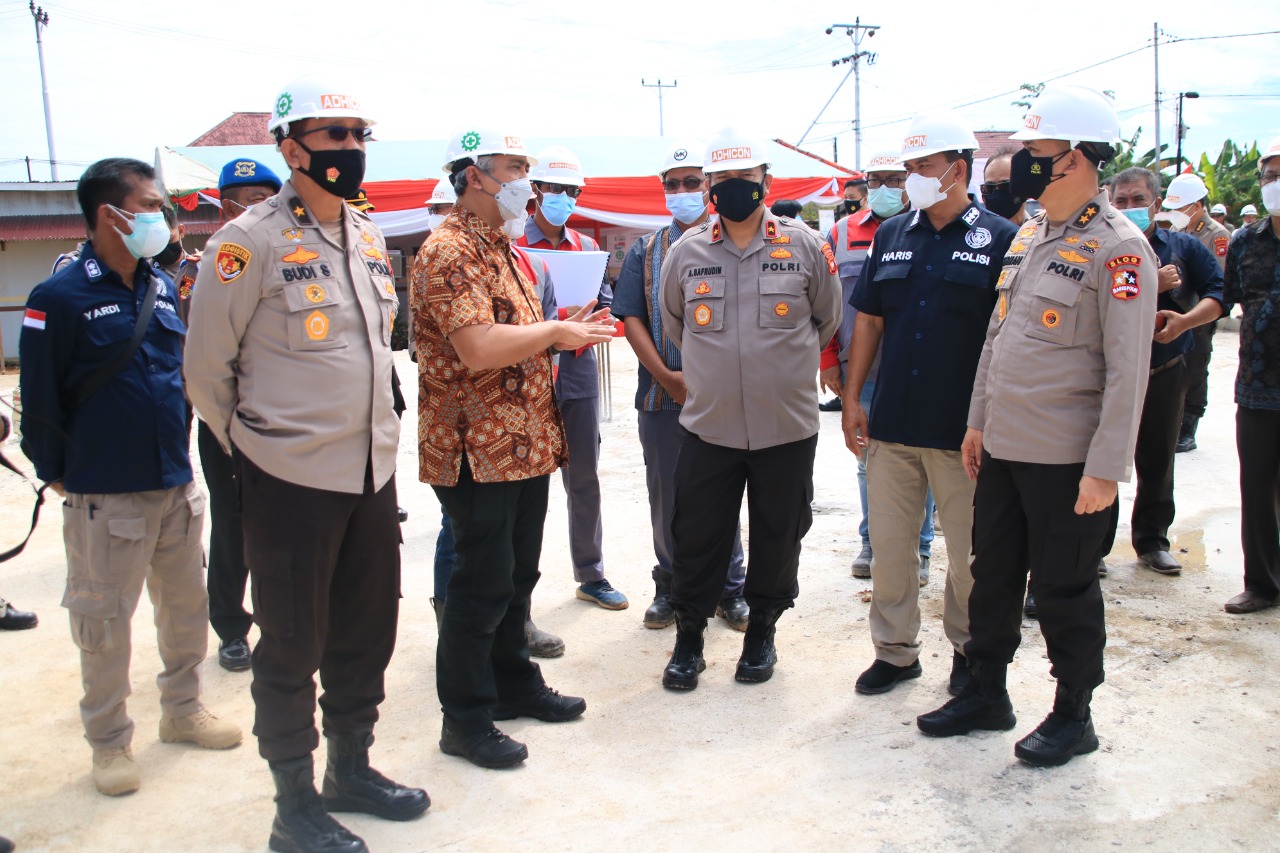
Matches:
[1120,207,1151,232]
[539,192,577,227]
[665,191,706,224]
[868,185,905,218]
[111,207,171,259]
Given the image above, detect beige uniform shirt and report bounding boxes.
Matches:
[185,181,400,494]
[969,192,1157,483]
[1182,213,1232,272]
[660,212,842,450]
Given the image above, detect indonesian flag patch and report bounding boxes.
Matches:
[23,308,46,330]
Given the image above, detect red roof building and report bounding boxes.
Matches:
[188,112,274,147]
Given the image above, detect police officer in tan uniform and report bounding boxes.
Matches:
[916,87,1157,768]
[185,76,427,853]
[658,129,842,691]
[1160,173,1231,452]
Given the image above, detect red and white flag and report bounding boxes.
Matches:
[23,308,46,330]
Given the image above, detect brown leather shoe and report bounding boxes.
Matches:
[1224,590,1279,614]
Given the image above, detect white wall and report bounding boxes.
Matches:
[0,239,82,361]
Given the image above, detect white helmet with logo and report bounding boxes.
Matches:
[531,145,586,186]
[898,110,978,163]
[660,140,705,177]
[1010,85,1121,147]
[426,179,457,206]
[442,125,538,174]
[864,149,906,173]
[269,74,374,136]
[704,128,771,173]
[1163,173,1209,209]
[1262,135,1280,165]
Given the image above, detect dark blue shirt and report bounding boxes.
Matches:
[1149,227,1228,367]
[851,201,1016,450]
[19,242,193,494]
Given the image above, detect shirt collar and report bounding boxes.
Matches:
[80,240,149,289]
[905,197,982,234]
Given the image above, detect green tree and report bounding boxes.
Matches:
[1198,140,1262,215]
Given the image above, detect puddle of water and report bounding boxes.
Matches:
[1171,528,1207,573]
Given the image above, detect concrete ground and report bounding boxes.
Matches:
[0,332,1276,853]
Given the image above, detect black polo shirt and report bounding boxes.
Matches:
[851,200,1016,450]
[1148,227,1227,367]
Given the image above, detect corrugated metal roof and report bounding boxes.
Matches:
[0,213,222,242]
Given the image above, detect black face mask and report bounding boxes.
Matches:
[1009,147,1069,201]
[844,198,863,214]
[981,186,1025,220]
[153,240,183,267]
[295,141,366,199]
[710,178,765,223]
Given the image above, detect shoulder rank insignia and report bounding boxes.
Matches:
[287,197,312,226]
[1075,203,1100,228]
[1194,220,1205,233]
[711,222,721,242]
[765,220,778,239]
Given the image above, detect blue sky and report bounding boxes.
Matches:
[0,0,1277,182]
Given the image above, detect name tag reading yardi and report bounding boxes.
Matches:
[521,249,609,311]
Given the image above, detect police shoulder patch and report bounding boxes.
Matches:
[215,242,252,283]
[820,242,837,275]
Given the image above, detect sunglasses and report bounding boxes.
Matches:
[980,181,1011,195]
[663,177,706,193]
[293,125,373,143]
[535,182,582,198]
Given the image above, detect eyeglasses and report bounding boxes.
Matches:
[980,181,1011,195]
[535,182,582,198]
[1261,173,1280,187]
[663,177,706,193]
[867,176,904,189]
[293,125,373,143]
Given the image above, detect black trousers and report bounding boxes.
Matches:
[198,420,252,643]
[1237,406,1280,600]
[1108,357,1189,556]
[668,430,817,619]
[965,452,1111,689]
[433,457,546,735]
[1183,321,1216,421]
[238,451,401,762]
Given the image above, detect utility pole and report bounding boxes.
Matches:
[1175,91,1199,174]
[641,79,677,137]
[799,19,879,170]
[1152,22,1161,172]
[30,2,58,181]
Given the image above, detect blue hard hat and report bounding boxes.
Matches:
[218,159,283,192]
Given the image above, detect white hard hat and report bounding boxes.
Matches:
[1010,85,1120,147]
[704,128,771,173]
[1242,204,1259,216]
[1163,174,1208,208]
[426,179,457,206]
[269,75,374,135]
[1262,135,1280,164]
[531,145,586,186]
[1210,203,1227,215]
[660,140,705,177]
[899,110,979,163]
[863,149,906,173]
[441,125,538,174]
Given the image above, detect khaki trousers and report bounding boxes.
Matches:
[866,440,975,666]
[61,483,208,749]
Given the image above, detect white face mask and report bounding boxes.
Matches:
[904,161,958,211]
[479,169,535,222]
[1159,209,1191,231]
[1262,181,1280,215]
[501,209,529,240]
[424,213,445,233]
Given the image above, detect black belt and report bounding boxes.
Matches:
[1150,354,1186,377]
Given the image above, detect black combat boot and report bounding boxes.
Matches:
[643,571,676,629]
[917,659,1017,737]
[735,605,784,683]
[268,756,367,853]
[1014,682,1099,767]
[662,611,706,690]
[322,731,430,822]
[1175,416,1198,453]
